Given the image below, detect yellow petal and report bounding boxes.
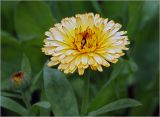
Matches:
[81,54,88,65]
[74,55,81,66]
[92,54,102,64]
[97,65,103,72]
[78,68,85,75]
[48,61,59,67]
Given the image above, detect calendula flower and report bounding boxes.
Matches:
[42,13,130,75]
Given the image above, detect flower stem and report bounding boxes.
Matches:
[80,70,90,115]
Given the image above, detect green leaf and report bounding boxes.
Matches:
[0,96,28,115]
[100,1,128,23]
[33,101,51,109]
[127,1,158,38]
[49,1,92,21]
[128,58,138,73]
[29,101,51,116]
[43,65,79,116]
[21,40,46,76]
[1,92,21,99]
[31,70,43,92]
[39,87,51,116]
[127,1,144,37]
[88,58,137,112]
[91,1,103,15]
[88,59,125,111]
[1,31,22,64]
[88,98,142,116]
[140,1,158,29]
[21,54,31,77]
[15,1,54,41]
[1,1,18,33]
[1,31,22,90]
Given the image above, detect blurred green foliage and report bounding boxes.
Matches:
[1,1,159,116]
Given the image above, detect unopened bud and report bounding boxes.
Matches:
[10,71,30,92]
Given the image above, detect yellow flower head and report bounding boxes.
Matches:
[42,13,130,75]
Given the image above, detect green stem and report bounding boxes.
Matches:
[21,92,31,109]
[80,70,90,115]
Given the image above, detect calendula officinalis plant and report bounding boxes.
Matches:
[1,1,159,116]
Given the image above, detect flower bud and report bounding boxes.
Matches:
[10,71,30,92]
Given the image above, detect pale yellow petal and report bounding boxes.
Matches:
[97,65,103,72]
[81,54,88,65]
[92,54,102,64]
[78,68,85,75]
[48,61,59,67]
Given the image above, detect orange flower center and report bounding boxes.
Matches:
[74,27,98,53]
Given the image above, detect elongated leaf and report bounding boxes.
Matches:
[1,1,18,33]
[32,101,50,109]
[0,96,28,115]
[15,1,54,41]
[39,87,51,116]
[88,59,125,111]
[88,98,142,116]
[1,31,22,90]
[21,54,31,77]
[127,2,144,37]
[21,40,46,76]
[91,1,103,15]
[1,92,21,99]
[100,1,128,23]
[31,70,43,92]
[50,1,91,21]
[140,1,158,29]
[29,101,51,116]
[43,65,79,116]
